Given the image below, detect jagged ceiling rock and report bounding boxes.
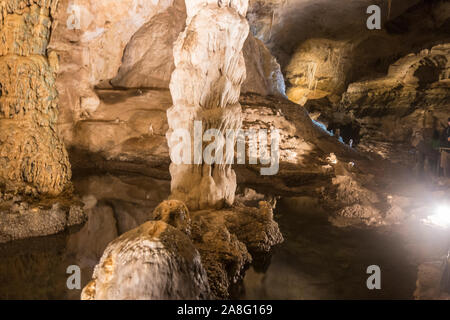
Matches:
[278,0,449,104]
[248,0,422,65]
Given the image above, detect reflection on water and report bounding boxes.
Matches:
[0,175,440,300]
[234,197,420,300]
[0,172,170,299]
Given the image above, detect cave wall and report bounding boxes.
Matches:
[47,0,285,154]
[0,0,71,196]
[10,0,446,170]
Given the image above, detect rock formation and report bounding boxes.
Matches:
[81,220,211,300]
[305,43,450,162]
[286,39,352,105]
[166,0,250,210]
[341,43,450,159]
[0,0,71,196]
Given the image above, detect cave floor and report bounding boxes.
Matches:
[0,165,448,300]
[234,198,447,300]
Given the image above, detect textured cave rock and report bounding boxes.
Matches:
[71,88,171,176]
[111,0,186,90]
[111,0,285,97]
[187,200,283,299]
[248,0,448,67]
[340,43,450,161]
[243,33,285,96]
[250,0,449,108]
[48,0,176,143]
[0,0,71,196]
[153,200,191,236]
[166,0,249,210]
[0,0,87,243]
[50,0,284,150]
[72,173,170,234]
[285,39,352,105]
[81,220,211,300]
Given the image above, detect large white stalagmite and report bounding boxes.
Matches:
[167,0,249,210]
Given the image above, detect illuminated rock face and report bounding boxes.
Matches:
[286,39,352,105]
[81,220,210,300]
[167,0,249,210]
[0,0,71,195]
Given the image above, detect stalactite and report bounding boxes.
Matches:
[0,0,71,196]
[167,0,249,210]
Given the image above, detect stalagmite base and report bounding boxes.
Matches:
[0,0,85,243]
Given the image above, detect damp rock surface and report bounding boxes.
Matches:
[81,220,211,300]
[0,194,86,243]
[190,201,283,299]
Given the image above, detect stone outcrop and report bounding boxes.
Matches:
[286,39,352,105]
[166,0,250,210]
[0,192,86,243]
[153,199,191,235]
[111,0,186,90]
[48,0,176,124]
[242,34,285,96]
[340,44,450,161]
[0,0,71,196]
[190,200,283,298]
[81,220,211,300]
[111,1,285,97]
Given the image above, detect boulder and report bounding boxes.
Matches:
[81,220,210,300]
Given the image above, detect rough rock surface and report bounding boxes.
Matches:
[0,0,72,196]
[72,173,170,234]
[153,200,191,236]
[50,0,285,149]
[242,34,285,96]
[0,192,86,243]
[48,0,176,129]
[81,220,211,300]
[340,43,450,161]
[286,39,352,105]
[71,88,171,177]
[187,201,283,299]
[111,0,186,89]
[248,0,448,70]
[111,0,284,96]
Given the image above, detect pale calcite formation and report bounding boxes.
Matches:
[167,0,250,210]
[81,220,211,300]
[0,0,71,195]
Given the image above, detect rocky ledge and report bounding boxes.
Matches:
[82,200,283,300]
[0,192,86,244]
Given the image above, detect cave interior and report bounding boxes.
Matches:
[0,0,449,300]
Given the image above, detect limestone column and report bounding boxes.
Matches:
[0,0,71,196]
[167,0,249,210]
